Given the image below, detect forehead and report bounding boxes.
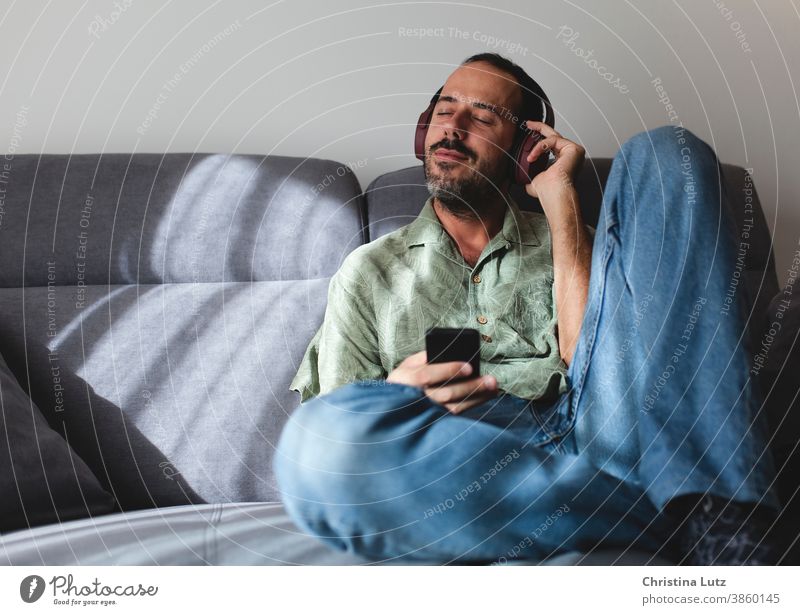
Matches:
[440,62,522,112]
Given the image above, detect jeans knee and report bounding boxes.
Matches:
[273,401,361,549]
[274,386,432,557]
[273,403,326,504]
[274,393,360,502]
[273,419,352,552]
[274,381,430,505]
[622,125,716,170]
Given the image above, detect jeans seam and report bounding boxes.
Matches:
[549,217,618,440]
[527,405,559,446]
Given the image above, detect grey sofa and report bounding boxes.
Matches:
[1,151,796,565]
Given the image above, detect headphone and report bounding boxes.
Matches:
[414,76,555,185]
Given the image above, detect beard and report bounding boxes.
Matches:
[423,139,509,220]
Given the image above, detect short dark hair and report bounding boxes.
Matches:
[460,52,545,124]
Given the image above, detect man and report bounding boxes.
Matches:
[277,53,782,565]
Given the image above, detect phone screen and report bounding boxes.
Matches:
[425,327,481,377]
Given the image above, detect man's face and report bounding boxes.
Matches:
[423,61,522,218]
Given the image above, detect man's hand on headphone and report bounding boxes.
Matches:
[522,120,585,201]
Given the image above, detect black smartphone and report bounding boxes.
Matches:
[425,327,481,378]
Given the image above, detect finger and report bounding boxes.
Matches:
[523,120,560,140]
[527,135,559,162]
[425,374,497,405]
[413,360,474,387]
[444,388,499,414]
[404,350,428,367]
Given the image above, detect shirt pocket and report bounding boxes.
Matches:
[491,276,555,357]
[492,277,554,325]
[514,276,554,324]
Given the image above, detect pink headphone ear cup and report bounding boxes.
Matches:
[513,130,548,185]
[415,105,435,162]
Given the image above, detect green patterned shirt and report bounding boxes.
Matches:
[290,194,591,403]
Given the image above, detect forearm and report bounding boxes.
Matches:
[540,186,592,366]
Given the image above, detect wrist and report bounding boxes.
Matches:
[539,187,582,225]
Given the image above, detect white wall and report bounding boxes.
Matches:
[2,0,798,276]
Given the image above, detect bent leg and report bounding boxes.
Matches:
[561,125,779,513]
[274,381,673,563]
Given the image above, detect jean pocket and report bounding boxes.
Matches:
[528,392,575,447]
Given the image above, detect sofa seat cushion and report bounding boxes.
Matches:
[0,501,672,565]
[0,279,328,511]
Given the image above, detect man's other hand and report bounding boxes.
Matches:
[386,350,498,414]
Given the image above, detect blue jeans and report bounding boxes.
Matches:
[274,126,780,564]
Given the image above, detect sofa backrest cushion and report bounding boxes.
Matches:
[0,154,365,286]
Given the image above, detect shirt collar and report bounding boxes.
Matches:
[403,194,541,248]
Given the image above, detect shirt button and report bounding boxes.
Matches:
[481,334,492,343]
[472,274,481,284]
[476,315,488,325]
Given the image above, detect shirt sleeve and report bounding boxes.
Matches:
[289,269,385,403]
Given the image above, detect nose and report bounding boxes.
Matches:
[436,107,469,142]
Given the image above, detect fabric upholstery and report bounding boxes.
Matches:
[0,153,365,286]
[0,348,115,533]
[0,501,672,565]
[757,283,800,507]
[0,279,329,510]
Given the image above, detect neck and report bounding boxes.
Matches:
[432,194,507,257]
